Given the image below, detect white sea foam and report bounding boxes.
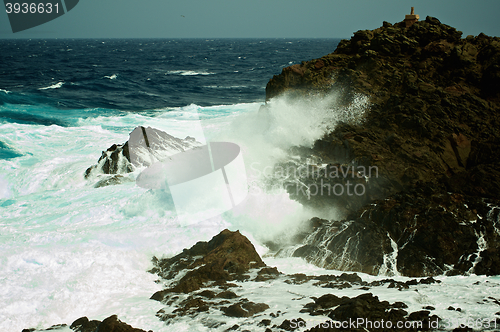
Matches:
[0,88,10,94]
[38,82,64,90]
[166,70,214,76]
[203,85,248,89]
[0,174,12,199]
[104,74,118,79]
[0,98,497,332]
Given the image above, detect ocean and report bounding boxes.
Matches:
[1,38,499,332]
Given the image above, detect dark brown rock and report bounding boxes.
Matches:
[221,300,269,317]
[150,229,266,293]
[70,317,100,332]
[265,17,500,277]
[254,266,281,281]
[95,315,148,332]
[215,290,239,299]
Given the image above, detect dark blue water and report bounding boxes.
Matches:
[0,39,340,111]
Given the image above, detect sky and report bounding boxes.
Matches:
[1,0,500,39]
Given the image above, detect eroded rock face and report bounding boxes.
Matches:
[265,17,500,277]
[288,182,500,277]
[269,17,500,214]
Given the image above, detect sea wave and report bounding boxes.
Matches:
[0,112,69,127]
[0,89,10,94]
[0,140,24,160]
[166,70,215,76]
[38,82,65,90]
[203,85,248,89]
[104,74,118,80]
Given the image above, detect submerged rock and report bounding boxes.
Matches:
[265,16,500,277]
[221,301,270,317]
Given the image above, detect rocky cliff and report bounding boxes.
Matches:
[266,17,500,276]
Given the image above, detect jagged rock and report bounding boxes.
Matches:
[278,318,306,331]
[23,316,148,332]
[290,182,500,276]
[94,315,149,332]
[302,293,439,331]
[84,141,133,179]
[84,126,202,187]
[328,293,407,322]
[266,17,500,207]
[196,289,216,298]
[149,229,266,295]
[216,290,239,299]
[301,293,347,316]
[70,317,100,332]
[266,17,500,277]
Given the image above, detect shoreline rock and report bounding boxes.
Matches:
[24,230,500,332]
[148,229,459,331]
[23,315,151,332]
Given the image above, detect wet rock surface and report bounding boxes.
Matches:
[265,17,500,277]
[23,315,151,332]
[26,229,499,332]
[301,293,439,332]
[149,229,270,324]
[146,229,459,331]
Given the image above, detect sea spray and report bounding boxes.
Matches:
[196,91,369,245]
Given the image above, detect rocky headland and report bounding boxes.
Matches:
[266,16,500,277]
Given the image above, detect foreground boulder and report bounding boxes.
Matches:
[149,229,270,324]
[150,229,266,295]
[265,16,500,276]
